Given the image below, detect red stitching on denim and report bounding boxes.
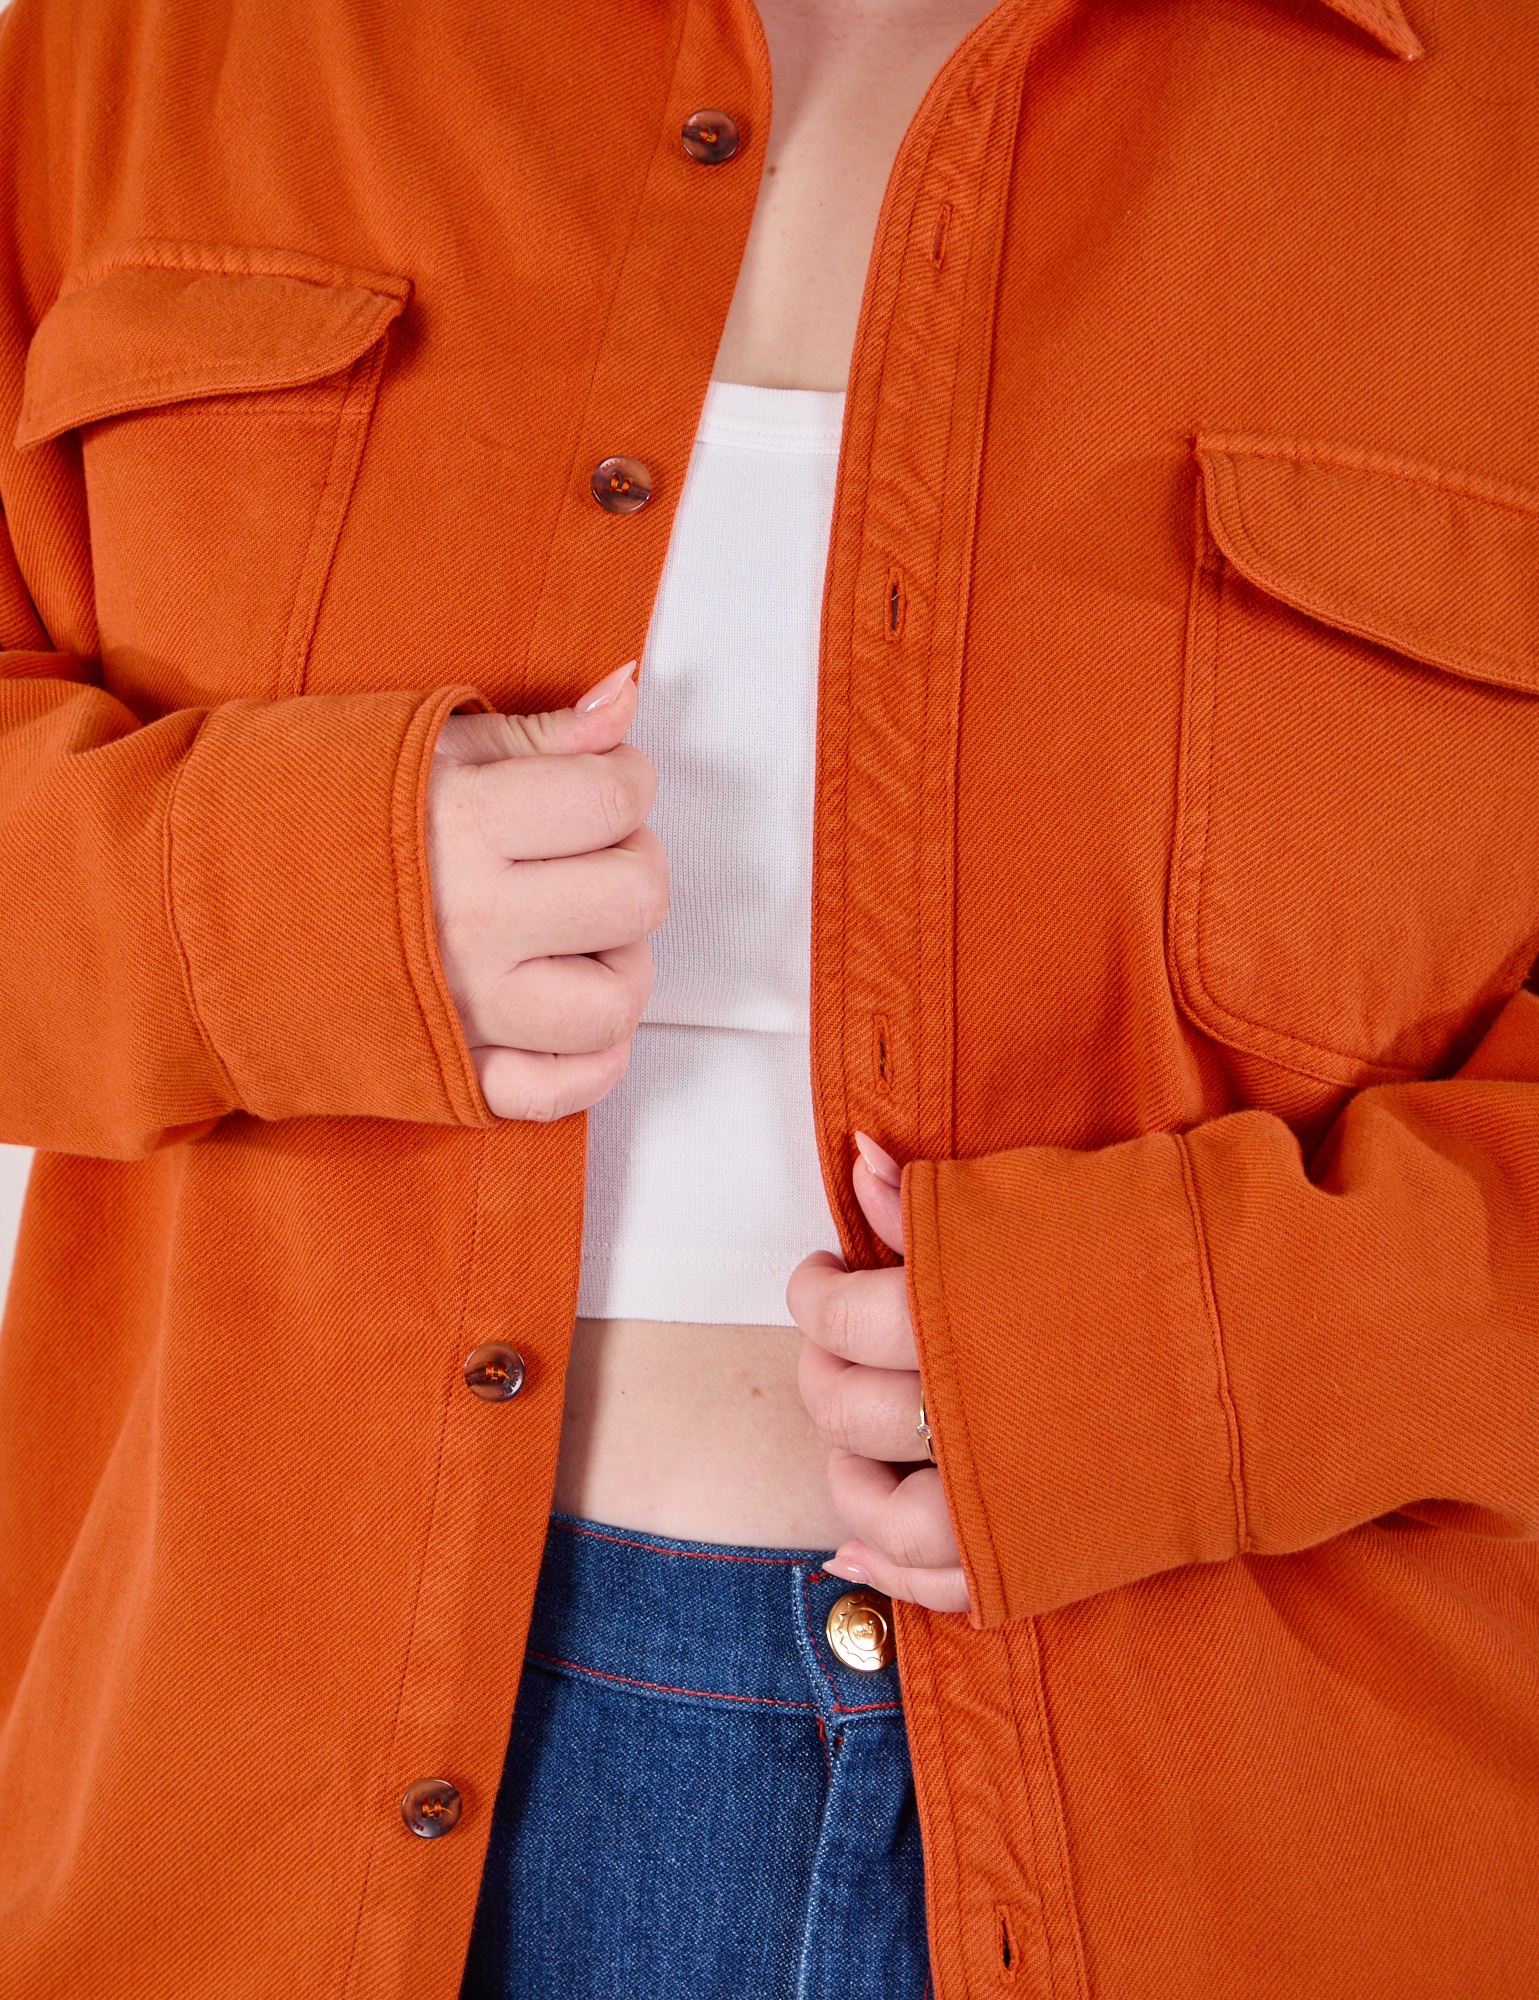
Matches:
[800,1570,904,1714]
[525,1649,817,1711]
[552,1519,813,1566]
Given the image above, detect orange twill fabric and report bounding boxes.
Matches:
[1,0,1537,1992]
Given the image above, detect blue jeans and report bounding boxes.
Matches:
[460,1513,931,2000]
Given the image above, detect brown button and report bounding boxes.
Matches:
[463,1342,526,1401]
[680,108,740,164]
[400,1777,462,1839]
[825,1588,897,1672]
[590,456,652,514]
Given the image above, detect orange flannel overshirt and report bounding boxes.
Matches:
[2,0,1538,1992]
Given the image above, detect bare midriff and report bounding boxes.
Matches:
[552,1,995,1549]
[552,1319,848,1548]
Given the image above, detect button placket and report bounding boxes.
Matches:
[513,27,766,702]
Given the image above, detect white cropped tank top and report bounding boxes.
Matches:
[576,381,847,1326]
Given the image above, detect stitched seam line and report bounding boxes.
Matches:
[35,332,387,409]
[1220,445,1538,689]
[817,18,967,1261]
[278,343,386,699]
[1174,1132,1250,1554]
[1185,538,1421,1087]
[524,1650,816,1712]
[161,717,242,1108]
[61,236,411,299]
[508,0,693,709]
[391,685,490,1124]
[931,40,1026,1165]
[340,1127,489,2000]
[552,1519,820,1565]
[1199,431,1539,521]
[1016,1619,1091,2000]
[21,303,402,444]
[801,1567,846,1705]
[922,1167,1004,1617]
[269,378,350,701]
[895,1612,968,2000]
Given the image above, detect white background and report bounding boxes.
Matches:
[0,1147,28,1299]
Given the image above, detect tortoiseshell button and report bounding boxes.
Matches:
[464,1343,526,1401]
[680,109,740,164]
[400,1777,462,1838]
[590,456,652,514]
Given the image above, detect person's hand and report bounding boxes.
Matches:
[789,1135,971,1613]
[426,663,667,1121]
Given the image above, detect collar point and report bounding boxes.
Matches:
[1324,0,1426,62]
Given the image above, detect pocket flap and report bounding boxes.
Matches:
[16,242,410,448]
[1194,433,1539,696]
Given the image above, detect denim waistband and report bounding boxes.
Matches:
[526,1513,905,1735]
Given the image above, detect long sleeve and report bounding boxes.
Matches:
[0,0,496,1160]
[0,594,491,1158]
[904,988,1539,1627]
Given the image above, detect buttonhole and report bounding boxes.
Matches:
[996,1905,1020,1982]
[873,1013,893,1094]
[885,568,906,642]
[994,1900,1043,1985]
[931,202,953,267]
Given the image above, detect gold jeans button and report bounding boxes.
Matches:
[825,1588,896,1672]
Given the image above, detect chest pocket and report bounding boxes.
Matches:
[1168,434,1539,1088]
[15,243,409,714]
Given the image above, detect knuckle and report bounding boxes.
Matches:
[482,1050,557,1124]
[593,763,640,844]
[885,1478,939,1569]
[817,1378,864,1449]
[638,872,670,934]
[624,746,659,809]
[574,1046,629,1113]
[589,985,637,1050]
[882,1508,930,1573]
[509,710,560,756]
[812,1385,850,1445]
[603,989,644,1046]
[489,713,538,758]
[818,1286,858,1359]
[465,764,506,849]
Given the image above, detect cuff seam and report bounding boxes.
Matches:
[390,685,492,1129]
[162,710,242,1110]
[907,1160,1008,1626]
[1175,1131,1252,1554]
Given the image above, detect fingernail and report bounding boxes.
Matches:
[853,1131,902,1188]
[575,661,637,713]
[822,1559,872,1585]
